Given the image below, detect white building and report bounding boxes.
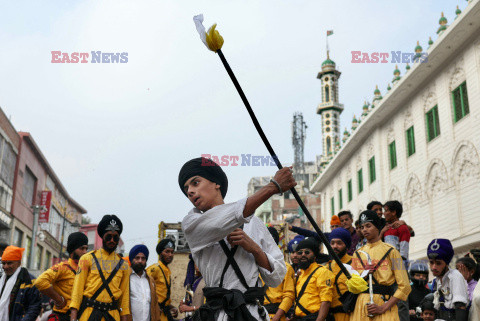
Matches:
[310,0,480,260]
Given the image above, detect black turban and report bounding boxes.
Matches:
[296,238,320,258]
[67,232,88,254]
[359,210,383,231]
[268,227,279,245]
[178,157,228,199]
[156,238,176,255]
[97,215,123,238]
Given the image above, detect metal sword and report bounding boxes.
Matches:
[358,250,375,318]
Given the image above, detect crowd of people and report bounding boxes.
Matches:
[0,156,479,321]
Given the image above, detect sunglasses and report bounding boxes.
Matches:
[104,234,120,242]
[297,250,312,256]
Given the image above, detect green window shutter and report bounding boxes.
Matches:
[426,106,440,142]
[338,189,343,209]
[369,156,376,183]
[461,82,469,117]
[389,141,397,169]
[452,86,462,122]
[331,197,335,216]
[348,180,353,202]
[358,169,363,194]
[406,126,416,157]
[452,82,469,122]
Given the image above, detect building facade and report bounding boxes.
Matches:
[11,132,86,273]
[310,0,480,260]
[247,171,322,230]
[0,109,20,245]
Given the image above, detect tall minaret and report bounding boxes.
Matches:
[317,50,344,165]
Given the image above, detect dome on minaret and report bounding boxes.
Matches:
[393,65,400,76]
[372,85,383,106]
[428,37,434,47]
[437,12,448,34]
[406,63,411,71]
[415,41,423,59]
[456,6,461,17]
[439,12,448,25]
[321,51,336,72]
[393,65,401,83]
[362,101,369,113]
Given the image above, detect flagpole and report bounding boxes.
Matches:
[326,31,329,55]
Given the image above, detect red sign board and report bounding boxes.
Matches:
[39,191,52,223]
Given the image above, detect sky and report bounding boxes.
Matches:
[0,0,463,264]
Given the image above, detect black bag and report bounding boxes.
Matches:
[328,261,358,313]
[338,290,358,313]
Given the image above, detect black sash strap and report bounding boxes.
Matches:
[327,260,351,298]
[355,248,393,285]
[295,266,321,316]
[64,264,76,276]
[90,252,124,301]
[77,253,124,321]
[157,264,171,304]
[157,264,174,321]
[218,240,249,289]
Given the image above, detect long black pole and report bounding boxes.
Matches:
[216,49,351,279]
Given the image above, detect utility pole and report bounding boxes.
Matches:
[29,205,45,270]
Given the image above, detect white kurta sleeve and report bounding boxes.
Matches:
[253,217,287,288]
[450,270,469,306]
[182,198,251,254]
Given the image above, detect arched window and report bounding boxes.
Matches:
[326,136,331,154]
[325,85,330,102]
[331,84,336,101]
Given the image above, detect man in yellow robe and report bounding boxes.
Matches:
[351,210,411,321]
[146,239,178,321]
[294,238,334,321]
[326,227,359,321]
[35,232,88,321]
[69,215,130,321]
[263,227,295,321]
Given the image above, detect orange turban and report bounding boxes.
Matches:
[2,246,25,261]
[330,215,341,226]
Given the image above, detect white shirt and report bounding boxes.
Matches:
[469,280,480,321]
[130,271,151,321]
[182,198,286,321]
[433,268,469,310]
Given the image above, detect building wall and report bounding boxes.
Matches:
[0,109,19,243]
[7,134,87,274]
[312,11,480,260]
[12,138,48,229]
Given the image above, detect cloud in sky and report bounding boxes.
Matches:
[0,0,460,263]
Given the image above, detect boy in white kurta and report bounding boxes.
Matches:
[179,157,293,321]
[427,238,469,321]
